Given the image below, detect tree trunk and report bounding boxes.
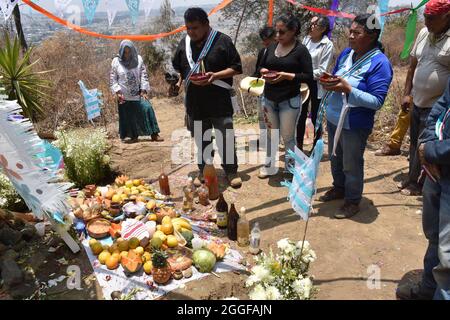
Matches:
[234,0,249,45]
[12,5,28,53]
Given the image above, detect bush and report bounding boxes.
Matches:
[0,173,28,212]
[53,128,111,188]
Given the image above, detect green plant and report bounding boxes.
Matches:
[0,32,51,120]
[0,172,28,212]
[53,128,111,188]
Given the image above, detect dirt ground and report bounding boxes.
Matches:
[106,98,426,300]
[4,97,425,300]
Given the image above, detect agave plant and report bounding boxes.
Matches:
[0,32,51,120]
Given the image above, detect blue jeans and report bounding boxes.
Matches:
[262,95,302,168]
[327,121,371,204]
[258,96,271,162]
[422,177,450,300]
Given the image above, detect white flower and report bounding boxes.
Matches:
[249,284,267,300]
[296,240,311,251]
[252,265,271,281]
[277,238,295,254]
[292,277,313,299]
[265,285,282,300]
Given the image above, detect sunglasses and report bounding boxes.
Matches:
[276,29,288,35]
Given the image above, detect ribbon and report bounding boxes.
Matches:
[21,0,235,41]
[105,0,117,28]
[268,0,274,26]
[328,0,339,39]
[400,0,430,60]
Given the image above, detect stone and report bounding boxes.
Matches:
[21,226,37,242]
[13,240,27,252]
[2,249,19,261]
[0,226,22,246]
[1,259,24,288]
[9,282,37,299]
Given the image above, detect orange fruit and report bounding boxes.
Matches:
[99,251,111,264]
[166,235,178,248]
[161,223,174,235]
[106,256,120,270]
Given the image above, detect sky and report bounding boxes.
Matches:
[26,0,425,13]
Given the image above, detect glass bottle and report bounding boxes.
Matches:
[227,202,239,241]
[216,193,228,229]
[183,177,195,209]
[249,222,261,254]
[198,184,210,206]
[203,164,219,200]
[158,164,170,196]
[237,207,250,247]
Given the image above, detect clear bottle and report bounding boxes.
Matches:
[227,202,239,241]
[158,164,171,196]
[183,177,195,209]
[249,222,261,255]
[216,193,228,229]
[198,184,210,206]
[237,207,250,247]
[182,196,192,213]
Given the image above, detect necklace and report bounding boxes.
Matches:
[275,42,296,58]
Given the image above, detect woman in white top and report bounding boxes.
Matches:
[297,16,334,151]
[110,40,163,143]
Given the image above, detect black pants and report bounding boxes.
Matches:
[187,114,238,175]
[297,81,322,150]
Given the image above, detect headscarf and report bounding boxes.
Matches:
[424,0,450,15]
[117,40,139,69]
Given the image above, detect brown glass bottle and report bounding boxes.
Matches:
[216,193,228,229]
[227,203,239,241]
[158,164,171,196]
[203,164,219,200]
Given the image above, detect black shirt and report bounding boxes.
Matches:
[172,31,242,120]
[252,47,267,78]
[259,41,313,103]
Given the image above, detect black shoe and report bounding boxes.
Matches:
[334,202,360,219]
[319,187,345,202]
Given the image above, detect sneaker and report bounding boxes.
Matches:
[318,187,345,202]
[227,173,242,188]
[334,202,360,219]
[396,282,435,300]
[258,165,276,179]
[375,145,401,156]
[193,172,204,188]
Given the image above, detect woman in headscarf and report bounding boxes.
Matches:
[110,40,163,143]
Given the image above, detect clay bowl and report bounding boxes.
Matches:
[86,218,111,239]
[263,71,279,80]
[190,73,209,82]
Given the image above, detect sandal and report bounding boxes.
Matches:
[400,185,422,196]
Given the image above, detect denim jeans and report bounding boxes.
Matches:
[327,121,371,204]
[258,96,271,163]
[297,80,322,150]
[262,95,302,169]
[422,177,450,300]
[409,105,432,186]
[187,115,238,175]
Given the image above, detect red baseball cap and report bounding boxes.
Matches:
[424,0,450,15]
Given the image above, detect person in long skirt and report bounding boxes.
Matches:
[110,40,163,143]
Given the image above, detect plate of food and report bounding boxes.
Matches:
[263,70,279,80]
[190,73,209,82]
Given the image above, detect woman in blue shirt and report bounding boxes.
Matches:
[318,14,393,219]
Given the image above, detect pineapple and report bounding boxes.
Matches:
[151,250,172,284]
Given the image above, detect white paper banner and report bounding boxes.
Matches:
[105,0,117,27]
[0,0,19,21]
[143,0,155,20]
[54,0,72,17]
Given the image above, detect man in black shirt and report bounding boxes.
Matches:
[172,7,243,188]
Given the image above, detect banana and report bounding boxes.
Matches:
[172,218,192,230]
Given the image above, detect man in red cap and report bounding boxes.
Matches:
[397,0,450,300]
[393,0,450,197]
